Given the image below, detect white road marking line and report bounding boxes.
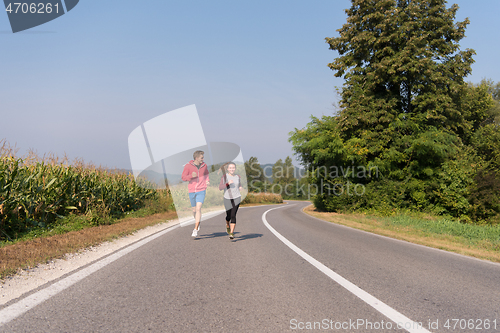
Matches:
[0,224,180,326]
[262,205,431,333]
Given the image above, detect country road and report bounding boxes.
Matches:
[1,201,499,332]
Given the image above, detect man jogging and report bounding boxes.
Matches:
[181,150,210,238]
[219,162,243,240]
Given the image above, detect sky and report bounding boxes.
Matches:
[1,0,499,169]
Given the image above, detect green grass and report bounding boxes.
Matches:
[305,205,500,262]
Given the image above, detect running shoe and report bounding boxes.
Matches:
[229,233,234,239]
[191,228,198,237]
[226,227,231,234]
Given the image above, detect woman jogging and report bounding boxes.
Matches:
[219,162,243,239]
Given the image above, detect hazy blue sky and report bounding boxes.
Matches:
[1,0,498,169]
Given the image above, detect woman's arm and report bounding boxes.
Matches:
[219,175,228,190]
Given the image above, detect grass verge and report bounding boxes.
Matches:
[303,205,500,263]
[0,210,177,279]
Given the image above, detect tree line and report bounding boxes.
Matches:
[288,0,500,224]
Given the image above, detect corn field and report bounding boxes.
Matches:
[0,141,159,241]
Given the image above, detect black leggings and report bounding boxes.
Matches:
[224,197,241,224]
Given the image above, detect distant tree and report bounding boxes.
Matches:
[271,157,297,185]
[244,156,265,192]
[269,156,301,199]
[245,157,265,182]
[479,79,500,125]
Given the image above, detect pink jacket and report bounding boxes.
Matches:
[181,160,209,193]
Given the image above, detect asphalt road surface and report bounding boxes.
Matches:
[1,201,499,332]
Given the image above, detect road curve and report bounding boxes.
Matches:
[1,201,499,332]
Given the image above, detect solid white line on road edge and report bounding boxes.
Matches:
[0,224,181,326]
[262,205,432,333]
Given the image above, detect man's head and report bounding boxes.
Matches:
[193,150,204,164]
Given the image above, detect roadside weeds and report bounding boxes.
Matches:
[0,211,177,280]
[303,205,500,264]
